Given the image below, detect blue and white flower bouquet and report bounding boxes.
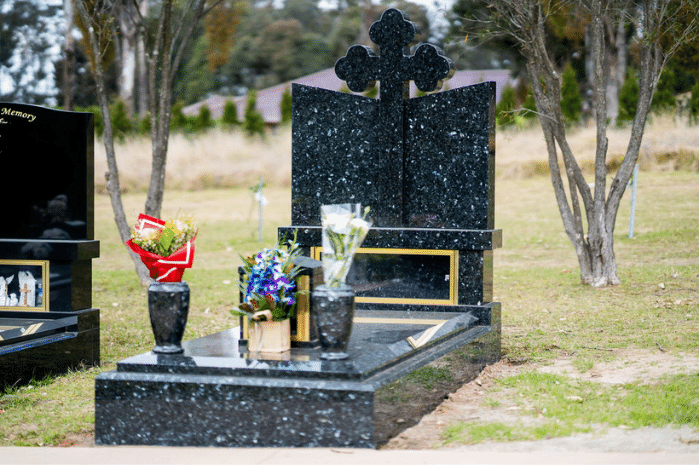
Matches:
[231,234,305,322]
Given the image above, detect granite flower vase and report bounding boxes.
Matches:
[312,285,355,360]
[148,281,190,354]
[248,318,291,353]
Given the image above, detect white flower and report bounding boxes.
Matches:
[323,213,351,233]
[349,217,370,234]
[140,228,160,241]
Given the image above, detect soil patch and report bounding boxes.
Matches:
[382,349,699,451]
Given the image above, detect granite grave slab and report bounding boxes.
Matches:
[95,306,499,447]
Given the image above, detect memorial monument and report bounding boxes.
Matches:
[95,8,500,448]
[0,102,100,386]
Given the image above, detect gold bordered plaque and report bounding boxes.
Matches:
[0,259,49,311]
[312,247,458,306]
[241,274,312,343]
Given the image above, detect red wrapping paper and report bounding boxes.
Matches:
[125,214,196,282]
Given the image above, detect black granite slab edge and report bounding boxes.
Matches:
[0,316,76,349]
[0,326,100,386]
[0,331,77,356]
[114,313,483,384]
[98,326,492,398]
[95,372,376,448]
[98,369,377,393]
[0,239,100,260]
[363,325,492,389]
[278,226,502,250]
[355,302,497,316]
[0,309,84,321]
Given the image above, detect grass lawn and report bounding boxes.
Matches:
[1,161,697,446]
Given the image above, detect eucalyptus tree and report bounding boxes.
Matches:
[474,0,699,286]
[76,0,221,282]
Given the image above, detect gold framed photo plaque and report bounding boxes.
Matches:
[312,247,458,306]
[0,259,49,311]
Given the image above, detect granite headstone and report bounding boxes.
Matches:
[280,8,500,320]
[0,102,100,386]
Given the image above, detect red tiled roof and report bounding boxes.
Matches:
[182,68,514,124]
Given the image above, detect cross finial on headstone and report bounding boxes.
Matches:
[335,8,454,103]
[334,8,454,227]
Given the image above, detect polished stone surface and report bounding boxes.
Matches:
[0,308,99,386]
[333,8,453,226]
[0,102,94,241]
[148,281,190,354]
[286,14,499,315]
[0,102,99,386]
[95,308,498,448]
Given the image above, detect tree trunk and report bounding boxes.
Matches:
[75,1,151,284]
[137,0,149,117]
[142,0,208,218]
[490,0,699,287]
[62,0,76,110]
[118,25,137,116]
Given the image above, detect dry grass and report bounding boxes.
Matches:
[497,114,699,178]
[95,128,292,193]
[95,115,699,194]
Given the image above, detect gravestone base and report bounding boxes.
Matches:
[0,308,100,386]
[0,239,100,387]
[95,307,499,448]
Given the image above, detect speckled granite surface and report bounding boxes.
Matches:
[95,308,499,448]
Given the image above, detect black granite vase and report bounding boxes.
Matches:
[148,281,190,354]
[312,285,355,360]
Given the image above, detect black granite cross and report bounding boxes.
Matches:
[335,8,454,227]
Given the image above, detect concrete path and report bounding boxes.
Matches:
[2,446,698,465]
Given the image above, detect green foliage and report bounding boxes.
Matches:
[560,63,581,123]
[522,92,537,119]
[618,69,639,124]
[404,366,453,390]
[174,36,217,105]
[280,87,292,125]
[444,372,699,446]
[194,105,214,132]
[138,113,151,135]
[222,100,239,127]
[244,90,265,137]
[652,67,677,113]
[364,86,379,99]
[109,99,133,142]
[496,85,516,126]
[170,101,189,131]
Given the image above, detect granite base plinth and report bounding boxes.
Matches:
[0,308,100,387]
[95,308,499,448]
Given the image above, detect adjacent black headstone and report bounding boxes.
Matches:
[0,102,100,386]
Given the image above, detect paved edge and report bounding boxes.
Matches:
[2,447,699,465]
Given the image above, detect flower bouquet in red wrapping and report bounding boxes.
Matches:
[125,213,198,282]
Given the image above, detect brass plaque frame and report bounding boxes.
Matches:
[0,259,49,312]
[312,247,458,306]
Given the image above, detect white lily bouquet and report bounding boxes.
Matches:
[320,204,372,287]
